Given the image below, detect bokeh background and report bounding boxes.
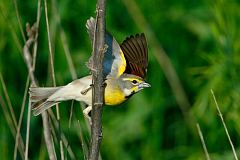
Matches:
[1,0,240,159]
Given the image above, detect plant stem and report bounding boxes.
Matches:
[88,0,106,159]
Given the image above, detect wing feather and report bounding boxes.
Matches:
[120,33,148,78]
[86,17,126,78]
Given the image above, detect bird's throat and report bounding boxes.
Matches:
[104,86,126,106]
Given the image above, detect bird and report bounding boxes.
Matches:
[29,17,150,123]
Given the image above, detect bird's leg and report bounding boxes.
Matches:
[83,105,92,125]
[102,81,107,88]
[81,84,93,95]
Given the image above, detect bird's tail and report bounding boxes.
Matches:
[29,87,62,116]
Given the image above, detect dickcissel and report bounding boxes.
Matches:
[29,17,150,122]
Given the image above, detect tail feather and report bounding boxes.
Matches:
[29,87,62,116]
[29,87,61,102]
[32,101,59,116]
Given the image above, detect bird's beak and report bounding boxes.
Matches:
[139,82,151,89]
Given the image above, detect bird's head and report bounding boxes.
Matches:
[118,74,151,98]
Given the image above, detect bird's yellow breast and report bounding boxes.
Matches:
[104,86,126,106]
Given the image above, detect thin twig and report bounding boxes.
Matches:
[36,1,57,159]
[24,100,31,160]
[14,77,29,160]
[22,25,35,159]
[42,111,57,160]
[196,123,211,160]
[23,23,37,84]
[32,0,42,69]
[211,89,238,160]
[44,0,64,158]
[44,0,56,86]
[13,0,26,42]
[22,1,41,157]
[88,0,106,159]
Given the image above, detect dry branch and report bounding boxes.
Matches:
[88,0,106,159]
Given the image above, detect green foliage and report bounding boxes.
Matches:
[1,0,240,159]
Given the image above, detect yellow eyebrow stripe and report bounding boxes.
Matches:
[122,77,142,83]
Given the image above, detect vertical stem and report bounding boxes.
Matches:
[88,0,106,160]
[23,23,57,160]
[21,1,41,159]
[42,111,57,160]
[44,0,64,158]
[24,100,31,160]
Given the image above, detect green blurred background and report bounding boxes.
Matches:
[1,0,240,159]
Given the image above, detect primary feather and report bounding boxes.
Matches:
[120,33,148,78]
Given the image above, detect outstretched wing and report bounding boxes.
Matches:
[86,17,126,78]
[120,33,148,79]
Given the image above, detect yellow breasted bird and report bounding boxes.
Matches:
[29,17,150,122]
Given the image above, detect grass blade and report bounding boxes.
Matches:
[196,123,211,160]
[211,89,238,160]
[14,76,29,160]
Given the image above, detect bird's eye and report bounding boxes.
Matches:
[132,80,138,84]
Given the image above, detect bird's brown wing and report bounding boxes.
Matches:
[120,33,148,78]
